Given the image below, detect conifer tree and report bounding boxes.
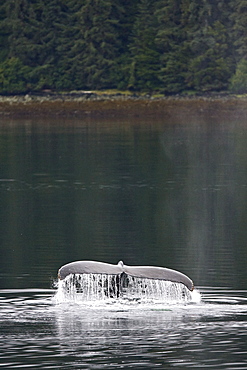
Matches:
[67,0,123,90]
[232,0,247,60]
[55,0,87,90]
[5,0,68,90]
[155,0,190,93]
[230,0,247,92]
[186,0,234,91]
[118,0,139,54]
[6,0,40,65]
[128,0,161,91]
[0,0,9,63]
[0,57,32,93]
[0,0,242,93]
[34,0,68,89]
[1,0,40,91]
[230,58,247,93]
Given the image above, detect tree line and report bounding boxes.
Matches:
[0,0,246,94]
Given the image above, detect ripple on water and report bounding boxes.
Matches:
[0,287,247,369]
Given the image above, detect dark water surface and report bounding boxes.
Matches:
[0,111,247,368]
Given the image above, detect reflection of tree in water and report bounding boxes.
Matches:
[1,116,246,291]
[161,119,246,288]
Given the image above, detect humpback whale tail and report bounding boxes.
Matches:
[58,260,194,292]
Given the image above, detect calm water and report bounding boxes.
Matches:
[0,110,247,368]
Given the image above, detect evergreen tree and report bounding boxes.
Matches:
[0,57,32,93]
[32,0,66,89]
[0,0,9,63]
[118,0,139,54]
[155,0,190,93]
[6,0,42,66]
[1,0,40,91]
[230,0,247,92]
[129,0,161,92]
[230,58,247,93]
[55,0,85,90]
[112,0,139,89]
[231,0,247,61]
[5,0,68,90]
[0,0,242,93]
[186,0,234,91]
[66,0,123,90]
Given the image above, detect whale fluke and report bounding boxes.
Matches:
[58,260,194,291]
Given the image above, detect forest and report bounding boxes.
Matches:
[0,0,246,95]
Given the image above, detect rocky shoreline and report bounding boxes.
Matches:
[0,91,246,118]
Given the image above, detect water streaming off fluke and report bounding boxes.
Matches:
[55,273,194,304]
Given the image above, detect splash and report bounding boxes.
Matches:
[55,273,198,304]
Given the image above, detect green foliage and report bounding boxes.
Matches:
[185,0,235,92]
[230,59,247,93]
[56,0,125,90]
[155,0,190,93]
[231,0,247,60]
[187,21,233,91]
[0,0,245,93]
[129,0,161,91]
[0,0,9,63]
[66,0,123,89]
[0,57,32,94]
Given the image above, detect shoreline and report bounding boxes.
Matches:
[0,91,247,118]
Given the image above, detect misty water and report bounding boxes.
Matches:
[0,107,247,368]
